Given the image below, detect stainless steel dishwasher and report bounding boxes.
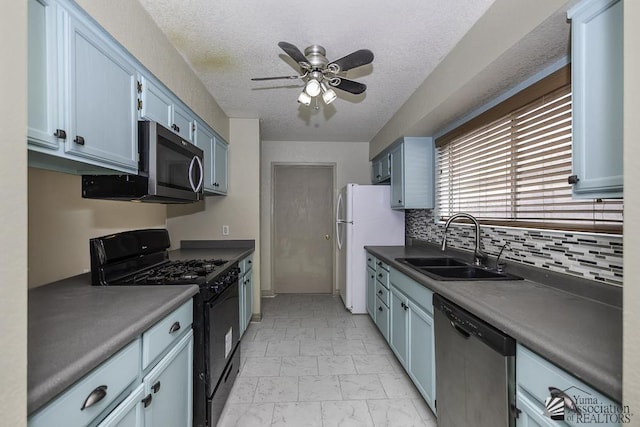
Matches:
[433,294,517,427]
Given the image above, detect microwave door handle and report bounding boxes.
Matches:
[188,156,197,192]
[194,156,204,192]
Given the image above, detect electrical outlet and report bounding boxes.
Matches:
[222,225,229,236]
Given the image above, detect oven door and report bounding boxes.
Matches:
[205,280,240,397]
[142,121,204,201]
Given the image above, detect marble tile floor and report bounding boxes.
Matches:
[217,294,437,427]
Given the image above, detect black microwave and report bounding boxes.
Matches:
[82,121,204,203]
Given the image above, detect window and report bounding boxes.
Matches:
[435,66,623,234]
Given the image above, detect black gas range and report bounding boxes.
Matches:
[89,228,241,427]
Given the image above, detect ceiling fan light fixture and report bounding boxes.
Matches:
[304,78,321,97]
[321,82,337,105]
[297,91,312,106]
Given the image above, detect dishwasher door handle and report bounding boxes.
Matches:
[450,321,471,339]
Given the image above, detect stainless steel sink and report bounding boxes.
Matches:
[396,257,468,267]
[395,257,523,281]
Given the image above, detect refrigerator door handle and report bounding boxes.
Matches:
[336,192,343,250]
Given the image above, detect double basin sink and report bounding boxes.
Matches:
[396,257,523,281]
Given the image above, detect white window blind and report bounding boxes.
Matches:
[436,84,623,233]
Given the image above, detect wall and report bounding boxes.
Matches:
[28,168,166,287]
[406,209,623,286]
[0,1,27,424]
[623,0,640,412]
[369,0,570,158]
[167,118,261,313]
[75,0,228,140]
[260,140,370,294]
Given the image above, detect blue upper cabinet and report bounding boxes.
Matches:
[28,0,138,174]
[390,137,434,209]
[64,7,138,172]
[28,0,59,151]
[27,0,225,189]
[568,0,623,198]
[194,121,228,195]
[213,137,229,194]
[138,74,195,143]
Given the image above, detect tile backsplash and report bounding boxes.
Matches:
[406,209,623,286]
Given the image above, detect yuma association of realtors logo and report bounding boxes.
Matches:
[543,386,633,424]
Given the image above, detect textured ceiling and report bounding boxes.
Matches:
[136,0,496,142]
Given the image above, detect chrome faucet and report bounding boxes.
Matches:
[441,213,488,266]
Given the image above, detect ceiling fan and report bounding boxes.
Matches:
[252,41,374,106]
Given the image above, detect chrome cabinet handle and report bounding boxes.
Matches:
[74,135,85,145]
[80,385,107,410]
[169,321,181,334]
[152,381,161,394]
[53,129,67,139]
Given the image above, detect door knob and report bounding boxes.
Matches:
[325,234,330,240]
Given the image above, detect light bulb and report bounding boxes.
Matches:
[322,87,337,105]
[297,91,312,106]
[305,79,321,97]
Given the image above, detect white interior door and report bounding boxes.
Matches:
[272,165,334,294]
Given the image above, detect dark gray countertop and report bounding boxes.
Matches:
[28,240,254,415]
[365,244,622,402]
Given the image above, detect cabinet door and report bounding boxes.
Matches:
[97,384,144,427]
[569,0,623,198]
[389,286,408,367]
[380,153,391,181]
[194,122,216,193]
[213,137,228,194]
[371,159,382,183]
[375,298,389,341]
[65,12,138,173]
[408,300,436,413]
[516,392,563,427]
[366,267,376,320]
[172,103,194,142]
[244,269,253,332]
[138,75,172,129]
[390,144,404,208]
[143,331,193,427]
[28,0,60,150]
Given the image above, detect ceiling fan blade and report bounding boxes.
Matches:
[331,78,367,95]
[278,41,309,66]
[251,75,301,81]
[329,49,374,72]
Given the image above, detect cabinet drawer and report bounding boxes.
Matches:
[375,281,390,307]
[29,339,140,427]
[376,259,390,272]
[142,300,193,370]
[366,254,377,270]
[517,345,622,426]
[240,253,254,275]
[389,268,433,315]
[376,268,389,289]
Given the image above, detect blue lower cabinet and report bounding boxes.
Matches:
[97,384,144,427]
[407,300,436,413]
[516,344,623,427]
[389,269,436,414]
[375,297,389,341]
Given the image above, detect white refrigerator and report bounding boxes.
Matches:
[336,184,405,313]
